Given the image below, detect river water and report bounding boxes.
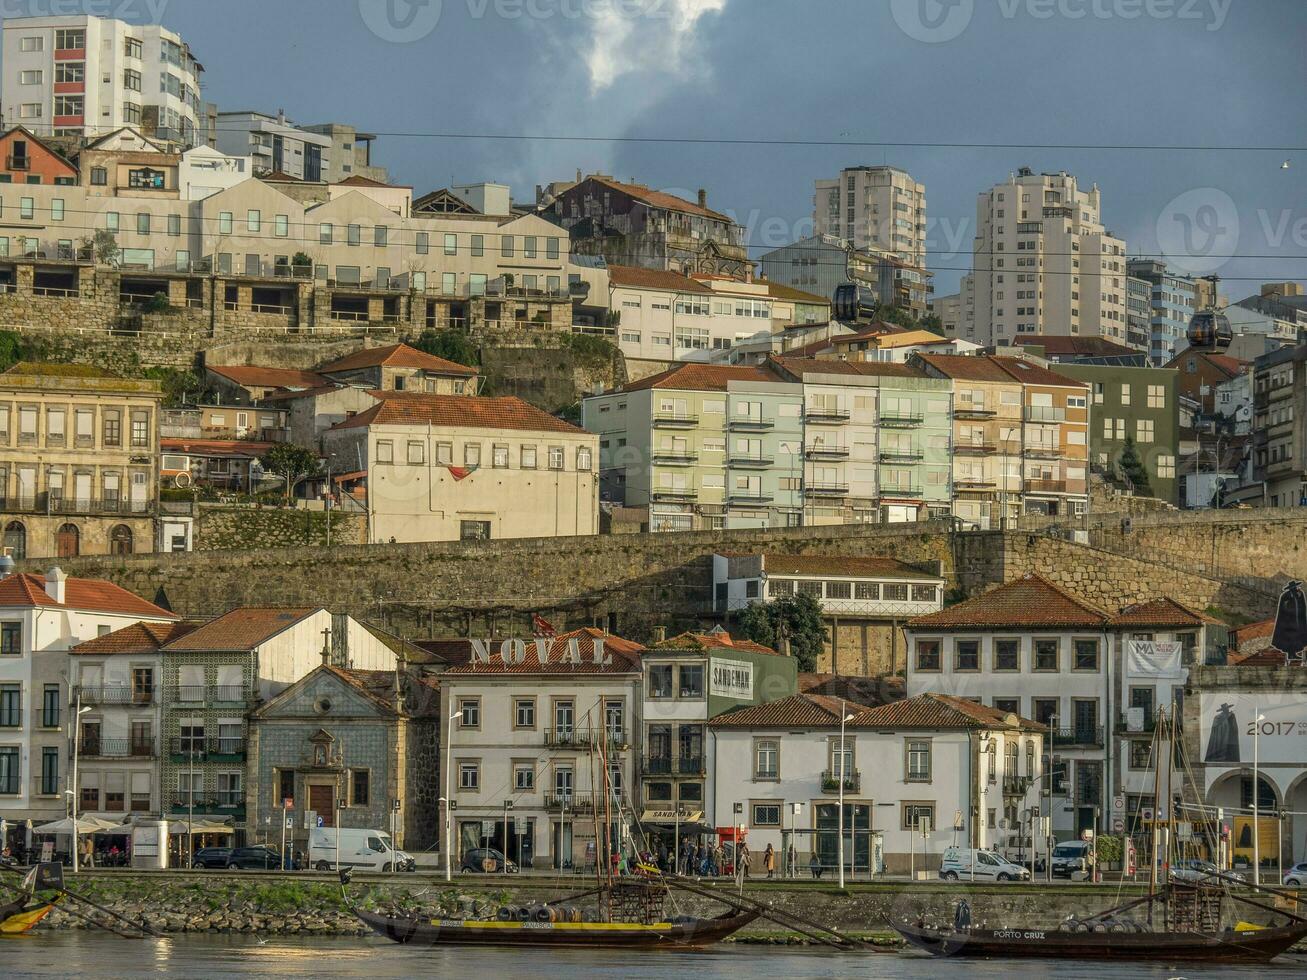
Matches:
[4,935,1305,978]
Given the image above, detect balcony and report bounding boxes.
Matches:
[75,686,153,706]
[544,728,629,751]
[81,738,155,759]
[955,478,997,491]
[804,446,849,461]
[879,484,922,498]
[728,417,775,432]
[169,737,246,761]
[0,712,21,730]
[168,795,245,818]
[1003,774,1033,797]
[169,685,249,705]
[678,756,706,775]
[650,488,697,503]
[651,450,698,466]
[543,794,595,812]
[1024,406,1066,423]
[4,494,156,517]
[728,455,774,468]
[641,756,673,776]
[1050,726,1104,748]
[1024,446,1063,459]
[804,408,851,424]
[878,448,924,462]
[6,155,30,172]
[651,413,699,428]
[805,483,850,498]
[953,404,996,419]
[728,492,773,507]
[821,770,861,794]
[1026,479,1069,495]
[955,443,997,456]
[879,412,924,427]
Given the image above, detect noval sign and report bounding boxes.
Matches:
[710,657,754,699]
[470,637,612,667]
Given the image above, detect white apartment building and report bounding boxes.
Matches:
[813,166,927,268]
[215,111,333,182]
[179,145,251,201]
[709,692,1044,873]
[322,391,598,544]
[967,169,1127,348]
[439,629,644,870]
[904,575,1210,843]
[1,15,204,145]
[0,567,177,831]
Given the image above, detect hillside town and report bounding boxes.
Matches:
[0,6,1304,970]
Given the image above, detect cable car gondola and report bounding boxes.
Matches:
[1185,276,1232,351]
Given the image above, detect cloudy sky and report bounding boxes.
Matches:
[156,0,1304,295]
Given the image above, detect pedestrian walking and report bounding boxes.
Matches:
[764,843,775,879]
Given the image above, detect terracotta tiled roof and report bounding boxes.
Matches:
[708,693,853,729]
[754,554,942,581]
[1230,647,1287,667]
[850,692,1042,731]
[441,628,644,675]
[914,353,1020,383]
[317,343,478,376]
[768,356,928,380]
[1109,597,1214,628]
[335,174,406,188]
[588,176,734,224]
[161,438,280,459]
[1017,336,1140,359]
[1232,618,1274,644]
[71,620,198,655]
[610,362,779,394]
[799,673,905,707]
[1164,350,1247,378]
[658,630,779,656]
[260,383,380,403]
[329,392,584,434]
[162,607,321,653]
[206,365,328,389]
[908,575,1109,630]
[759,281,829,304]
[607,265,712,293]
[0,573,177,619]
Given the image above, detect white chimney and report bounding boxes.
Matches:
[45,567,67,603]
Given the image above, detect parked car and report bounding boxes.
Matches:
[1171,858,1244,884]
[459,848,519,874]
[191,847,234,869]
[939,847,1031,882]
[308,828,415,872]
[224,846,287,870]
[1283,862,1307,887]
[1050,841,1094,879]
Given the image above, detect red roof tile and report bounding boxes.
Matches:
[612,362,778,394]
[607,265,712,293]
[1017,336,1140,359]
[442,628,644,675]
[317,343,478,376]
[708,693,855,728]
[917,353,1084,388]
[656,630,779,656]
[799,673,905,707]
[161,438,280,459]
[908,575,1109,630]
[1109,597,1214,629]
[850,693,1042,731]
[760,281,830,304]
[260,383,381,404]
[71,621,199,655]
[162,607,321,652]
[329,392,584,434]
[768,356,929,380]
[0,573,176,619]
[588,176,734,224]
[206,365,328,389]
[335,174,408,189]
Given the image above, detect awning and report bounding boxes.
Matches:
[168,820,236,835]
[639,809,703,824]
[33,817,116,835]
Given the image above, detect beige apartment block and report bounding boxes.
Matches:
[323,392,598,544]
[0,363,160,560]
[813,166,927,269]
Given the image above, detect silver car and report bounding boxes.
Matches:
[1170,859,1245,884]
[1284,862,1307,887]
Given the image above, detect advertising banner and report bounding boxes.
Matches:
[709,657,754,700]
[1199,693,1307,765]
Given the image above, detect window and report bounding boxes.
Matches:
[19,198,33,220]
[994,698,1020,716]
[754,738,779,780]
[407,440,425,465]
[319,222,333,244]
[347,224,361,246]
[902,802,935,831]
[514,764,535,791]
[1034,639,1059,671]
[41,747,59,796]
[274,214,289,238]
[0,621,21,655]
[458,698,480,728]
[955,639,980,671]
[19,37,43,53]
[501,235,514,257]
[217,771,242,807]
[906,740,931,782]
[994,638,1019,671]
[137,212,151,234]
[435,442,452,465]
[577,447,592,471]
[547,238,560,259]
[49,199,65,223]
[752,803,781,827]
[915,639,941,671]
[54,95,83,117]
[679,664,704,698]
[460,521,490,541]
[217,211,233,235]
[19,104,42,120]
[1073,638,1100,671]
[42,685,60,728]
[0,685,19,727]
[648,664,673,699]
[521,445,537,469]
[1136,419,1154,443]
[102,410,121,447]
[459,762,479,790]
[492,444,509,468]
[351,769,369,806]
[0,747,18,794]
[375,440,393,464]
[524,236,537,258]
[548,447,564,470]
[514,698,535,729]
[1119,384,1131,405]
[375,225,388,246]
[444,233,457,256]
[463,443,481,467]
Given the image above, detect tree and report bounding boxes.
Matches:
[736,592,828,672]
[876,304,944,336]
[81,229,119,267]
[1117,436,1152,496]
[414,328,479,368]
[259,444,322,504]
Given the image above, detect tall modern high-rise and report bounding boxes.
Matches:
[813,166,927,268]
[1126,258,1197,364]
[0,15,204,146]
[967,168,1127,349]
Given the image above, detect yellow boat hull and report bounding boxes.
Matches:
[0,903,55,935]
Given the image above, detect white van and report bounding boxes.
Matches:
[308,828,415,872]
[939,846,1031,882]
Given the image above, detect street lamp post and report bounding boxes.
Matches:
[444,709,464,882]
[503,800,513,876]
[837,702,855,889]
[1253,709,1265,886]
[70,695,92,873]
